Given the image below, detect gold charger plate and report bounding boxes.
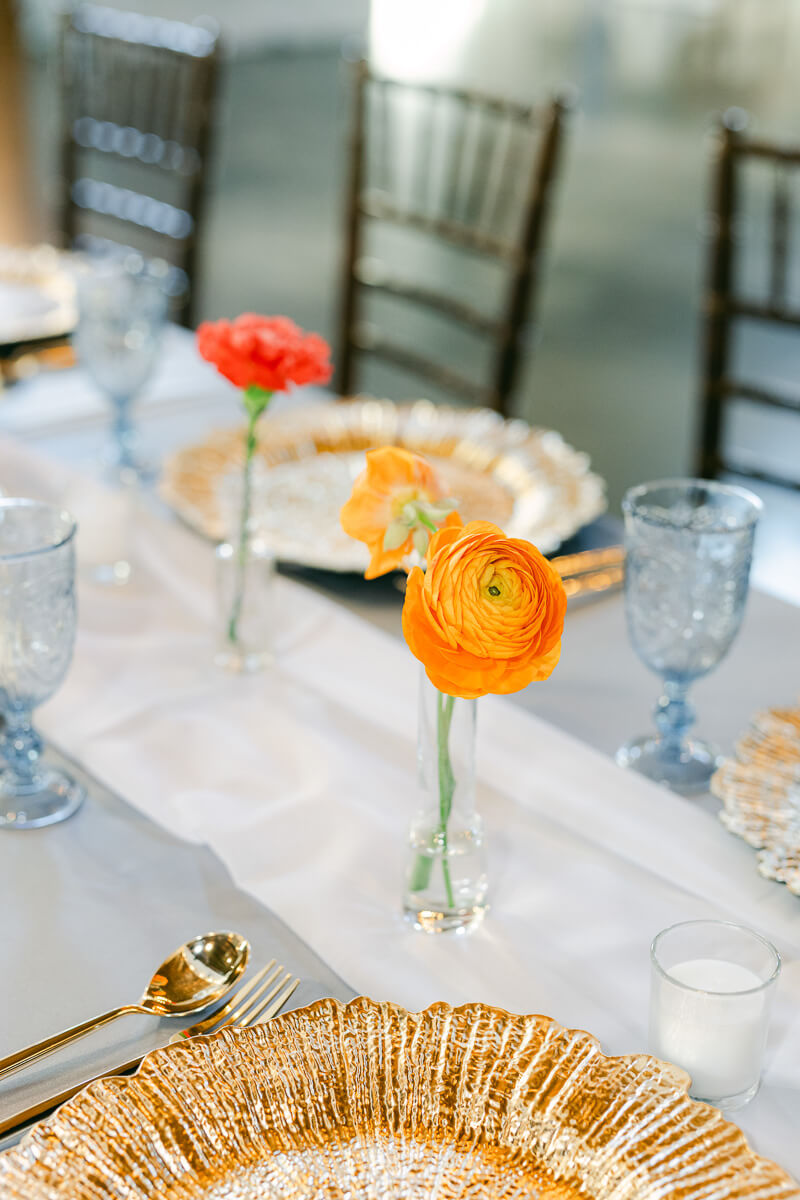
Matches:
[160,399,607,570]
[1,998,796,1198]
[713,704,800,894]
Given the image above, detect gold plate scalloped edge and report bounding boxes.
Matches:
[714,704,800,895]
[158,399,607,568]
[1,997,796,1198]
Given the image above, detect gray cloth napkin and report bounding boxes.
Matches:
[0,745,355,1150]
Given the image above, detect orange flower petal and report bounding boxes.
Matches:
[364,537,413,579]
[340,448,454,578]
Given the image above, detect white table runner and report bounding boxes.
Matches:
[1,436,799,1176]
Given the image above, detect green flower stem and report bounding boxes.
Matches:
[408,687,458,905]
[437,690,457,910]
[227,386,272,646]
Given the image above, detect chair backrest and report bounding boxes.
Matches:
[697,114,800,490]
[59,3,220,326]
[335,61,567,415]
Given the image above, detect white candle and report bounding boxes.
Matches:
[650,956,768,1102]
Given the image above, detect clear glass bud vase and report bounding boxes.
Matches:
[215,536,275,672]
[403,669,488,933]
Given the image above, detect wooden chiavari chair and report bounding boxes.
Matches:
[59,3,220,326]
[698,112,800,490]
[335,61,568,416]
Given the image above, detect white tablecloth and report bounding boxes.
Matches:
[1,435,799,1178]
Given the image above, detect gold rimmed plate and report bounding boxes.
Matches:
[160,399,606,570]
[1,998,796,1198]
[0,246,77,350]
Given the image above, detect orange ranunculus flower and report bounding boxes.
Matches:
[402,521,567,699]
[340,446,460,579]
[196,313,332,392]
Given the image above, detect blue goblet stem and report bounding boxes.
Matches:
[110,394,136,470]
[653,677,695,762]
[1,706,44,793]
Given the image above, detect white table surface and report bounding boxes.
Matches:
[1,327,799,1182]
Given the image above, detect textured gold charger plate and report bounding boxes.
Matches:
[160,399,606,570]
[0,245,77,349]
[1,998,796,1198]
[713,704,800,893]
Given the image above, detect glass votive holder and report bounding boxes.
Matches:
[649,919,780,1110]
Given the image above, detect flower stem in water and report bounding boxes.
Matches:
[437,690,456,909]
[227,412,258,645]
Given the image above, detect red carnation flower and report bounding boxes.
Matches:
[196,313,332,392]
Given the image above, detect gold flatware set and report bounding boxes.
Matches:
[0,934,300,1140]
[0,932,249,1081]
[394,544,625,602]
[0,340,76,388]
[551,544,625,600]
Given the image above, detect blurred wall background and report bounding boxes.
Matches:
[10,0,800,591]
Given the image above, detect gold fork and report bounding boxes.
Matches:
[0,963,300,1139]
[169,959,297,1043]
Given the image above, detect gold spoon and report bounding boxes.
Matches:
[0,931,249,1081]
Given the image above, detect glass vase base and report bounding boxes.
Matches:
[214,644,273,674]
[403,901,487,935]
[616,735,722,795]
[0,769,86,829]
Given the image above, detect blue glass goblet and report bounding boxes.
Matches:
[0,499,85,828]
[74,252,168,483]
[73,253,168,584]
[616,479,761,794]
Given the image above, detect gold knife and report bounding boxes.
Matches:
[0,1054,141,1140]
[551,545,624,577]
[562,564,624,599]
[553,545,624,601]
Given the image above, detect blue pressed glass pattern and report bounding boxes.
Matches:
[0,500,85,828]
[617,480,761,795]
